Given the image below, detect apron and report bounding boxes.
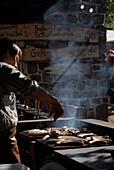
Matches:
[0,126,21,164]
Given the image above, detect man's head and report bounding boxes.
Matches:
[0,38,22,68]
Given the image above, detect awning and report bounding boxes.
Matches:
[107,30,114,42]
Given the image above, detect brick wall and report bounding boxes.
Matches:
[0,0,107,120]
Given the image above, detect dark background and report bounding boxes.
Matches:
[0,0,58,24]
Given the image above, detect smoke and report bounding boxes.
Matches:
[43,0,107,122]
[44,0,70,19]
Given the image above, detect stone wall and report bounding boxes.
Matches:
[0,0,108,120]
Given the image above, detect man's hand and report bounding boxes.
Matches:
[49,103,64,122]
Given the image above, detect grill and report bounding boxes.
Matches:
[17,118,114,170]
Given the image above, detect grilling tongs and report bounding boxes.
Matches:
[50,114,53,133]
[40,115,53,142]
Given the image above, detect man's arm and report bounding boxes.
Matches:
[34,87,64,121]
[34,86,58,104]
[0,63,64,121]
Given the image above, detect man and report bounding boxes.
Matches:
[106,49,114,103]
[0,38,64,164]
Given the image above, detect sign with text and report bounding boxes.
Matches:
[21,45,99,61]
[0,23,98,42]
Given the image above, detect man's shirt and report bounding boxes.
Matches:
[0,62,40,132]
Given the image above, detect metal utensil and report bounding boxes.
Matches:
[50,115,53,133]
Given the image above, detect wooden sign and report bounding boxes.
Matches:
[21,45,99,61]
[0,23,98,42]
[21,45,50,61]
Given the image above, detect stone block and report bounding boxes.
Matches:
[39,62,50,70]
[65,79,78,89]
[92,14,105,24]
[92,69,107,80]
[96,104,108,120]
[80,99,90,108]
[99,36,106,59]
[87,80,98,89]
[83,90,98,98]
[71,3,81,11]
[66,14,77,23]
[93,65,101,71]
[79,13,91,25]
[91,98,101,105]
[77,81,86,90]
[102,97,108,103]
[99,79,107,87]
[42,72,52,83]
[48,40,68,48]
[45,14,64,23]
[97,5,106,13]
[73,91,83,98]
[27,62,37,74]
[91,0,106,4]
